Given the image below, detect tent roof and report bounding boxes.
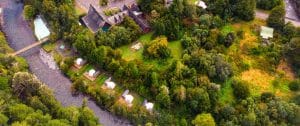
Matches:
[105,81,116,89]
[260,26,274,39]
[76,58,83,65]
[125,94,134,103]
[145,102,154,110]
[34,16,50,40]
[88,69,96,76]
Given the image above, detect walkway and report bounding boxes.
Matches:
[0,0,130,126]
[10,37,48,56]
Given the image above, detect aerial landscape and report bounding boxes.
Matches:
[0,0,300,125]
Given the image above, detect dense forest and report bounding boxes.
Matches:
[19,0,300,125]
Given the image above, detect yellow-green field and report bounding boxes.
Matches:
[219,19,295,103]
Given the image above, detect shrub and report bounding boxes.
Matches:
[237,30,245,39]
[231,79,250,99]
[267,5,285,31]
[293,94,300,105]
[224,32,236,47]
[192,113,216,126]
[0,76,9,90]
[289,80,300,91]
[144,36,171,59]
[261,92,275,102]
[283,22,297,39]
[256,0,282,10]
[24,5,35,20]
[72,78,88,93]
[0,113,8,125]
[99,0,108,6]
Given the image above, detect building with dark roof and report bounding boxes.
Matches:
[82,5,110,33]
[82,3,150,33]
[127,4,151,32]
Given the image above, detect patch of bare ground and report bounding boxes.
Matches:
[276,59,296,81]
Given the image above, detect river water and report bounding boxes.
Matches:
[0,1,130,126]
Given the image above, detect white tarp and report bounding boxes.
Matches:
[34,16,50,40]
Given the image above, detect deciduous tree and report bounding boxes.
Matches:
[192,113,216,126]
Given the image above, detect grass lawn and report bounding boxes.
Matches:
[169,40,183,59]
[119,33,183,70]
[69,64,93,77]
[219,79,235,105]
[221,25,235,35]
[94,74,108,86]
[119,33,152,61]
[42,42,56,53]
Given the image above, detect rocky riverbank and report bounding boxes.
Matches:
[0,0,131,125]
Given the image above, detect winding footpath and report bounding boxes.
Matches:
[0,1,130,126]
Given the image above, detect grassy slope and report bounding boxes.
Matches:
[219,19,294,104]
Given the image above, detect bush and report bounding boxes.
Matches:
[293,95,300,105]
[231,79,250,99]
[0,113,8,125]
[256,0,282,10]
[261,92,275,102]
[99,0,108,6]
[24,5,35,20]
[267,5,285,31]
[192,113,216,126]
[72,78,88,93]
[0,76,9,90]
[144,36,171,59]
[283,22,296,39]
[289,80,300,91]
[224,32,236,47]
[237,30,244,39]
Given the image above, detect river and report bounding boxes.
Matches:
[0,1,130,126]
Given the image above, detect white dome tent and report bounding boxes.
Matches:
[195,0,207,9]
[76,58,83,66]
[88,69,96,77]
[124,94,134,104]
[145,102,154,111]
[105,81,116,89]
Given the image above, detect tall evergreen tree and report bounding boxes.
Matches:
[267,5,286,30]
[233,0,256,21]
